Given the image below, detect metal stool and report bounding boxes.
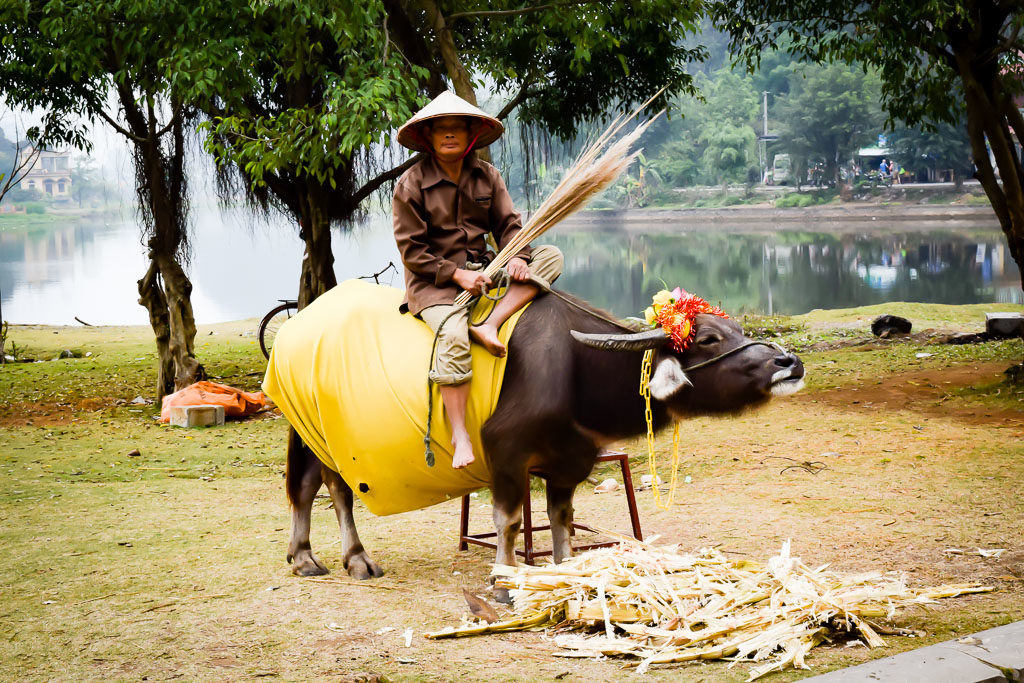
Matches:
[458,450,643,565]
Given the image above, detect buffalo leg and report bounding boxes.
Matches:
[285,430,328,576]
[490,468,528,604]
[546,484,576,564]
[322,467,384,580]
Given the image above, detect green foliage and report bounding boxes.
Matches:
[645,67,759,188]
[0,0,251,258]
[197,0,706,206]
[712,0,1024,285]
[69,158,109,207]
[198,0,425,191]
[699,120,756,184]
[0,1,231,151]
[774,191,836,208]
[775,62,883,183]
[469,1,705,139]
[775,192,813,208]
[888,119,973,180]
[23,201,44,214]
[713,0,983,128]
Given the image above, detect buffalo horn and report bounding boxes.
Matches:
[570,328,669,351]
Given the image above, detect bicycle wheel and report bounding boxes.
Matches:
[258,302,299,360]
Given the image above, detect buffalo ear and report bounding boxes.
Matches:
[649,357,692,400]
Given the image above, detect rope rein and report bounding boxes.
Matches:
[423,274,786,481]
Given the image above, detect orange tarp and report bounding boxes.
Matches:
[159,381,266,422]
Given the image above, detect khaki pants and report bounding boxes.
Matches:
[420,245,564,385]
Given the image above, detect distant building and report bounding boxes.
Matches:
[19,146,72,198]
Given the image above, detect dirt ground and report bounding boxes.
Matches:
[1,314,1023,681]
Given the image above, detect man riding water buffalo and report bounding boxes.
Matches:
[392,91,563,470]
[264,93,805,588]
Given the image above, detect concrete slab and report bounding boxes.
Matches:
[986,312,1024,339]
[168,404,225,428]
[948,621,1024,677]
[803,620,1024,682]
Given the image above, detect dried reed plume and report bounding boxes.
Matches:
[454,99,664,307]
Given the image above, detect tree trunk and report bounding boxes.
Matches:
[416,0,491,163]
[118,89,205,402]
[137,245,205,399]
[296,184,338,309]
[159,255,203,389]
[957,61,1024,290]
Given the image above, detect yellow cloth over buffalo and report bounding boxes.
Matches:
[262,279,525,516]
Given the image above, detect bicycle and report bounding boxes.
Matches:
[258,261,399,360]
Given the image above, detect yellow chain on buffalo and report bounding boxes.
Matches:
[639,349,681,510]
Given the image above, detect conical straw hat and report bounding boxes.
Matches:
[397,91,503,153]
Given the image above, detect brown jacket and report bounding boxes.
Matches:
[393,154,531,315]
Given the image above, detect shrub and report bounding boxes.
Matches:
[24,202,46,214]
[775,193,813,208]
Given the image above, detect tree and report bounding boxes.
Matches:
[199,0,705,308]
[0,1,241,400]
[696,69,759,185]
[713,0,1024,288]
[69,157,108,208]
[774,62,883,186]
[699,120,756,185]
[642,67,759,189]
[889,120,974,188]
[0,115,41,205]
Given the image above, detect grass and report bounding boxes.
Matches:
[0,211,62,231]
[1,304,1023,680]
[774,190,839,208]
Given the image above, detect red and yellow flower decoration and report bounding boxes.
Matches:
[644,287,728,352]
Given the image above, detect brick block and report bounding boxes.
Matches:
[986,312,1024,338]
[169,404,225,428]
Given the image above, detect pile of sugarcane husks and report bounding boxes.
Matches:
[427,539,993,680]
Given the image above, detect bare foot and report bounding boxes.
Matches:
[452,437,476,469]
[469,324,507,357]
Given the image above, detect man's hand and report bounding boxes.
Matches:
[507,257,531,282]
[453,268,492,296]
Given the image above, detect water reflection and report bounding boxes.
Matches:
[0,210,400,325]
[547,230,1023,318]
[1,212,1021,324]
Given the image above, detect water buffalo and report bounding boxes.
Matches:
[284,289,804,599]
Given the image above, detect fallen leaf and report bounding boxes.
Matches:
[462,588,499,623]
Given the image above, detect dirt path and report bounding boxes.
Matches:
[800,361,1024,429]
[2,323,1022,680]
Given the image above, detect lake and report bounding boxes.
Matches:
[1,206,1021,326]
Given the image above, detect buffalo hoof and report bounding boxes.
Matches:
[345,551,384,580]
[493,586,512,605]
[288,549,329,576]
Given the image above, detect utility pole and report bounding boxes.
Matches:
[763,91,769,137]
[760,91,769,183]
